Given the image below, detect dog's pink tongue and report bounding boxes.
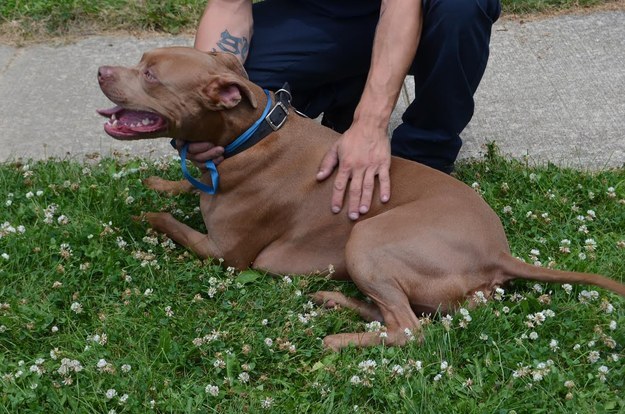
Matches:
[97,106,123,117]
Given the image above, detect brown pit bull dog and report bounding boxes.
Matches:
[97,47,625,351]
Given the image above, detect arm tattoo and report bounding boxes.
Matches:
[216,29,250,61]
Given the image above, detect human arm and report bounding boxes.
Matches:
[178,0,254,165]
[195,0,253,61]
[316,0,423,220]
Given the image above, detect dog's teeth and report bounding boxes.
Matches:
[130,123,137,128]
[112,120,118,127]
[111,114,117,120]
[142,118,150,126]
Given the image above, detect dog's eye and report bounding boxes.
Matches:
[143,69,158,82]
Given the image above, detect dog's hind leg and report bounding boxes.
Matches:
[320,216,425,350]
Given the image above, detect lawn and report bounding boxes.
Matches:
[1,0,624,412]
[1,147,624,412]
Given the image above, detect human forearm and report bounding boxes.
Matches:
[354,0,422,130]
[194,0,253,63]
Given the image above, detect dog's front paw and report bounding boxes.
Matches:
[141,212,175,234]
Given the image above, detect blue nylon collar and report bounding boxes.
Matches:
[180,89,272,194]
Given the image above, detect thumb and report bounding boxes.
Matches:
[316,144,339,181]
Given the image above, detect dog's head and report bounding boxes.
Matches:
[97,47,259,142]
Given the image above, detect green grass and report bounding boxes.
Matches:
[1,148,624,412]
[0,0,618,41]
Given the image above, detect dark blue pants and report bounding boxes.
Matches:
[245,0,501,172]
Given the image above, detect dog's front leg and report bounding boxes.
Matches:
[143,177,197,195]
[143,212,222,260]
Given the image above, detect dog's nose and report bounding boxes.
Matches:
[97,66,115,82]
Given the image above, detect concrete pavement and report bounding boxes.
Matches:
[0,11,624,169]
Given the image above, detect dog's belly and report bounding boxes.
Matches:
[252,241,349,280]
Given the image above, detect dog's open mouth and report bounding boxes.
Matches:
[97,106,168,139]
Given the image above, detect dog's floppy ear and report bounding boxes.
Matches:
[214,52,250,80]
[202,74,258,110]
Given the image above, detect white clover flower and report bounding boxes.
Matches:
[584,239,597,251]
[391,365,405,376]
[562,284,573,294]
[598,365,608,382]
[121,364,131,373]
[549,339,559,351]
[473,291,487,304]
[433,373,442,382]
[587,351,600,363]
[105,389,117,400]
[30,364,44,376]
[26,192,34,199]
[116,237,128,249]
[601,301,614,314]
[119,394,129,404]
[70,302,83,314]
[164,306,174,318]
[261,397,274,409]
[502,206,513,214]
[529,332,539,340]
[404,328,416,340]
[1,253,8,260]
[238,372,250,383]
[544,309,555,318]
[564,380,575,389]
[410,360,423,372]
[365,321,382,332]
[264,338,273,347]
[205,384,219,396]
[358,359,377,374]
[350,375,362,385]
[609,320,617,331]
[559,239,571,254]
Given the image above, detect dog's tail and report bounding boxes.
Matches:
[498,252,625,297]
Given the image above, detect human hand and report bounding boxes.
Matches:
[173,139,225,170]
[316,124,391,220]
